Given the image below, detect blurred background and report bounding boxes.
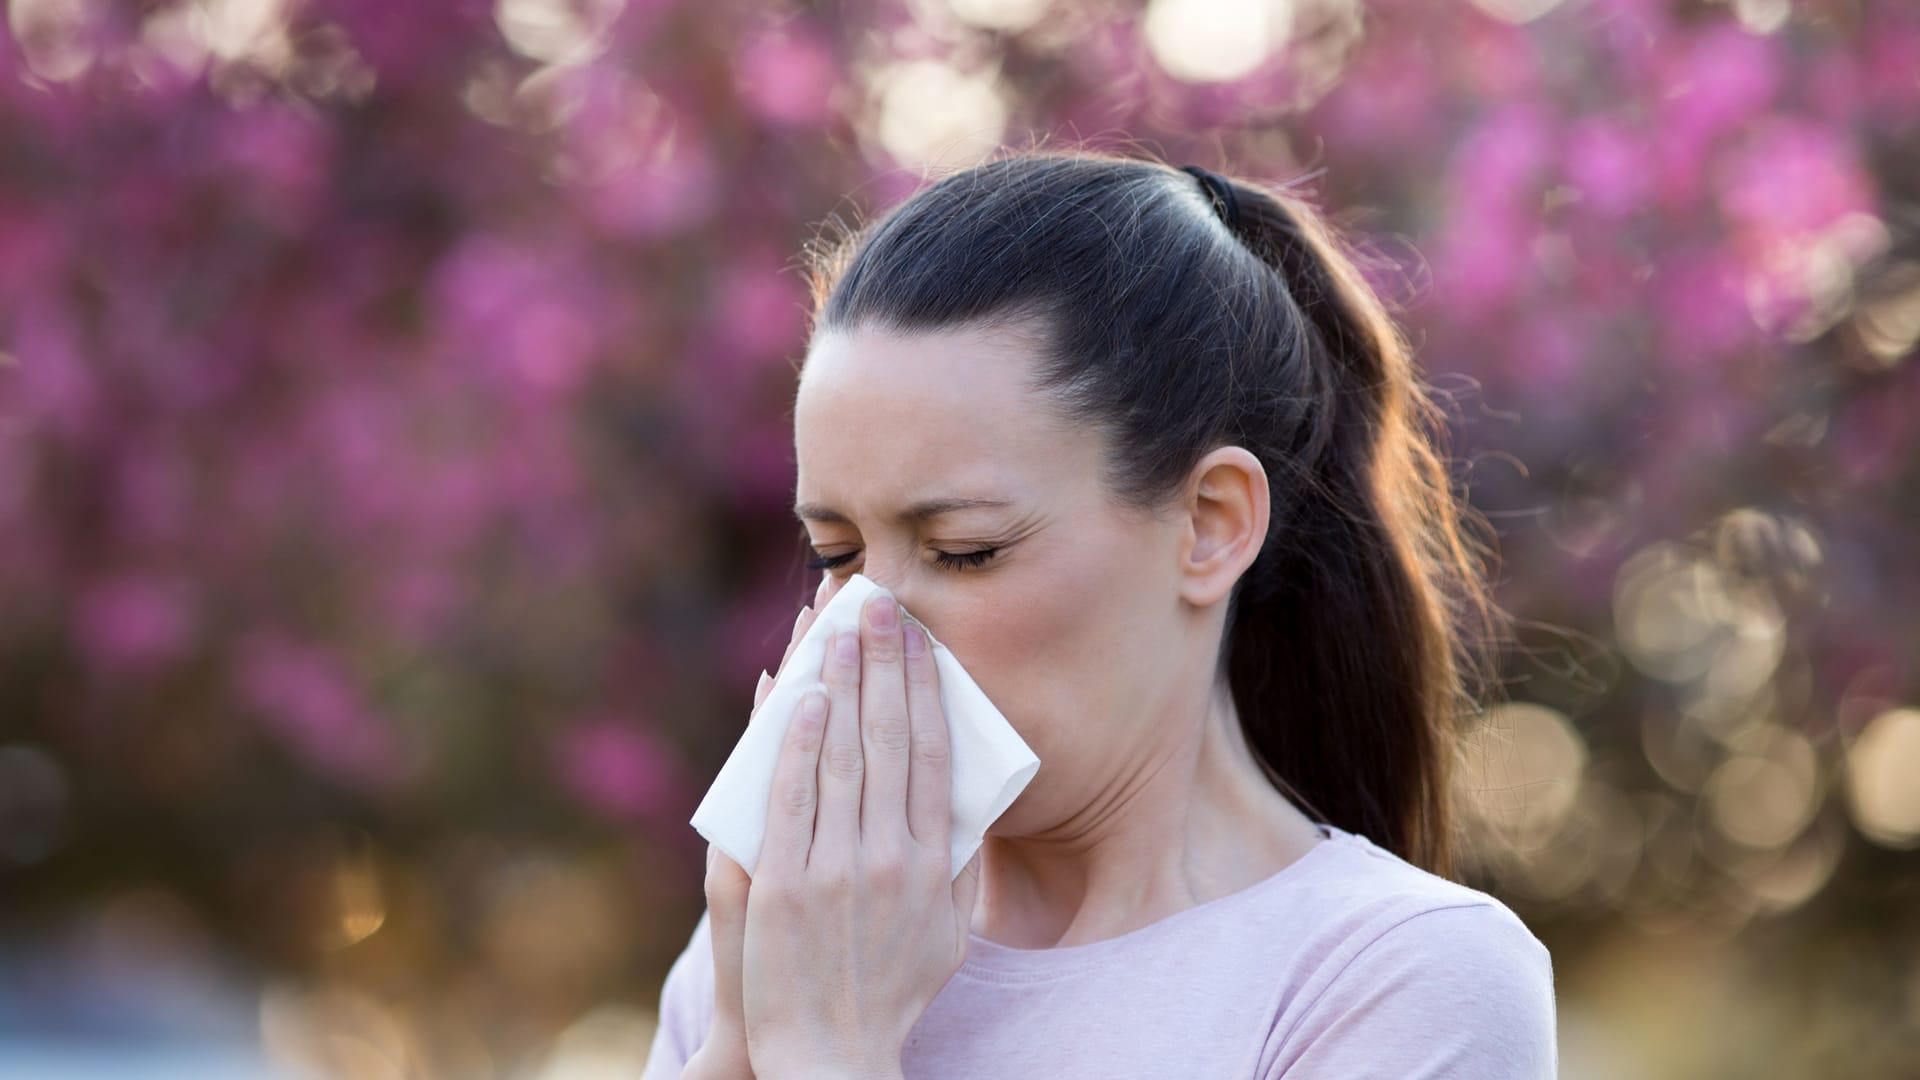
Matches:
[0,0,1916,1076]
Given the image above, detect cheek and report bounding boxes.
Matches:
[968,573,1141,833]
[935,544,1150,753]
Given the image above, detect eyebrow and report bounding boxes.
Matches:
[792,496,1015,525]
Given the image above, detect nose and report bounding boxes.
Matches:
[835,570,917,625]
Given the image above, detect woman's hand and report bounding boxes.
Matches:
[698,573,846,1080]
[741,582,982,1080]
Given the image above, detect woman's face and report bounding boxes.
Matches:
[794,319,1253,837]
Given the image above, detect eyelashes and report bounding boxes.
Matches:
[804,547,1000,573]
[933,548,998,571]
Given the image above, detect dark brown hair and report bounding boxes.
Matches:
[799,148,1510,878]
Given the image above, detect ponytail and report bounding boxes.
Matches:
[1212,173,1508,877]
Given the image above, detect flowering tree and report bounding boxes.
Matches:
[1,0,1916,1074]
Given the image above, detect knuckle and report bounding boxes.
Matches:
[912,735,952,768]
[813,860,854,897]
[824,742,866,781]
[778,778,815,814]
[866,859,905,895]
[866,716,911,754]
[772,877,809,908]
[789,722,822,755]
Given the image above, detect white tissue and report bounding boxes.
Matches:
[690,573,1040,883]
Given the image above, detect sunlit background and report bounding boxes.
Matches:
[0,0,1916,1076]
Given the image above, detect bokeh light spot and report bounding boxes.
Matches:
[1143,0,1284,84]
[870,59,1008,171]
[1845,707,1920,849]
[945,0,1053,32]
[1461,702,1589,849]
[1465,0,1566,25]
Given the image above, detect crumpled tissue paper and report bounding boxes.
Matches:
[690,573,1040,882]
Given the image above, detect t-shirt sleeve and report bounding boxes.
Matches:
[1267,902,1558,1079]
[640,909,717,1080]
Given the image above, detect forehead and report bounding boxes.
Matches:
[793,321,1076,515]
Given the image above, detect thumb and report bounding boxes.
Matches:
[705,844,750,914]
[703,844,751,1028]
[704,844,751,943]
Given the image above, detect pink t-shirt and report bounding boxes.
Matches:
[641,823,1558,1079]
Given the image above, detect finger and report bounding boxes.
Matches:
[812,625,864,871]
[902,614,951,849]
[761,688,828,877]
[704,844,750,1025]
[754,603,817,723]
[755,586,829,721]
[705,842,750,919]
[776,605,813,677]
[858,591,912,846]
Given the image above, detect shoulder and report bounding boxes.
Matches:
[1291,827,1553,987]
[1320,899,1554,1009]
[1260,830,1557,1077]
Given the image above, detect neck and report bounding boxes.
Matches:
[971,677,1325,950]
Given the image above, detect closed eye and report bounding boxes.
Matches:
[931,548,998,571]
[804,547,1000,573]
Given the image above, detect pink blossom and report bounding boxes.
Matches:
[1863,12,1920,117]
[1447,103,1554,216]
[553,719,683,821]
[215,105,332,233]
[1717,116,1876,238]
[234,631,405,791]
[735,23,841,129]
[1564,117,1651,221]
[1505,312,1587,402]
[711,253,808,367]
[1428,209,1530,321]
[1312,40,1439,155]
[1655,24,1781,145]
[568,94,721,239]
[9,301,95,442]
[73,573,197,670]
[1649,246,1759,361]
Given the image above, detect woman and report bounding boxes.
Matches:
[643,149,1557,1079]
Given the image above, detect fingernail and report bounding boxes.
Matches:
[868,592,897,631]
[757,670,772,693]
[794,606,810,631]
[903,622,927,657]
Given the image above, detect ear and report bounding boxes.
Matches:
[1176,446,1270,610]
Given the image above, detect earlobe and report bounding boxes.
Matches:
[1177,447,1271,609]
